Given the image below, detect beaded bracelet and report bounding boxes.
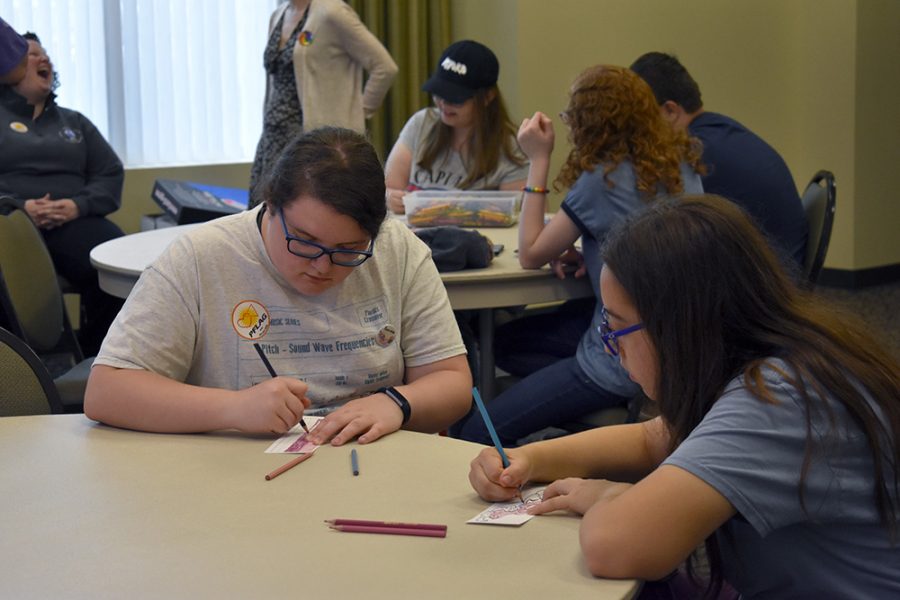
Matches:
[522,186,550,194]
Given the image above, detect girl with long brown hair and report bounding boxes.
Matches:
[468,195,900,597]
[384,40,527,214]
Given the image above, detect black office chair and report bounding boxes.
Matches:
[800,170,836,288]
[0,326,63,416]
[0,209,93,412]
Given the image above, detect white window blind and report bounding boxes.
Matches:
[2,0,278,167]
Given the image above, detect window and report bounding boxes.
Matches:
[2,0,279,167]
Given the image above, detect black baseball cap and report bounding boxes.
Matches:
[422,40,499,104]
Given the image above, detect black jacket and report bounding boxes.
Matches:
[0,86,123,217]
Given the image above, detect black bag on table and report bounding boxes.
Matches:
[414,226,493,272]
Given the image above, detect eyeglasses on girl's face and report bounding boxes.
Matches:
[598,306,644,356]
[279,210,373,267]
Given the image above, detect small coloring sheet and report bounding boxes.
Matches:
[467,486,546,526]
[264,416,324,454]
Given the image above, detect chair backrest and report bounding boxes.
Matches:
[0,326,62,416]
[800,170,836,286]
[0,209,69,352]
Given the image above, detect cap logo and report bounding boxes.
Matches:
[441,57,467,76]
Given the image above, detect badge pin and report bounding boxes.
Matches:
[232,300,271,340]
[299,31,314,46]
[58,127,83,143]
[375,325,396,347]
[9,121,28,133]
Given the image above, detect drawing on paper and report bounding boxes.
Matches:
[285,431,317,453]
[467,486,546,526]
[264,416,324,454]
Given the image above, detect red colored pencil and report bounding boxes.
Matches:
[328,524,446,538]
[325,519,447,531]
[264,452,314,481]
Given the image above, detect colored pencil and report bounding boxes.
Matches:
[350,448,359,476]
[325,519,447,531]
[253,342,310,434]
[471,387,510,467]
[328,524,446,538]
[264,451,314,481]
[472,387,524,502]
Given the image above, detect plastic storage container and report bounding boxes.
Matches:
[405,190,522,228]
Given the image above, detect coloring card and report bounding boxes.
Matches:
[467,486,546,526]
[264,416,324,454]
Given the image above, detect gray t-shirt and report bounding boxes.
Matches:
[95,208,465,410]
[665,360,900,598]
[397,108,529,190]
[561,161,702,394]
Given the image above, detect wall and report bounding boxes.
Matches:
[853,0,900,270]
[451,0,898,273]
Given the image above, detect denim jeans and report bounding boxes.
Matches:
[494,297,595,378]
[450,355,632,447]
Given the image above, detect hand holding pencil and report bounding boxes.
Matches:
[468,443,532,503]
[231,375,311,434]
[254,342,311,434]
[469,388,526,503]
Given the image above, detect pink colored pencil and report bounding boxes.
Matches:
[325,519,447,531]
[265,451,314,481]
[328,524,447,538]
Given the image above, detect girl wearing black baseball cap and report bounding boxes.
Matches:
[384,40,527,214]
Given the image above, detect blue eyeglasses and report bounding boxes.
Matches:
[598,307,644,356]
[279,210,373,267]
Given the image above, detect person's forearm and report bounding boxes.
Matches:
[522,421,661,483]
[518,157,552,268]
[84,366,239,433]
[394,368,472,433]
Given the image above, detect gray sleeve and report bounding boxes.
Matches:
[93,236,201,381]
[663,368,844,537]
[397,109,430,158]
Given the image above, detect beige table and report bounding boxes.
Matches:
[90,223,593,398]
[0,415,638,599]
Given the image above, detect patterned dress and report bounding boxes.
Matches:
[248,8,308,208]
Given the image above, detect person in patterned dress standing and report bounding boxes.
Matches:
[249,0,397,208]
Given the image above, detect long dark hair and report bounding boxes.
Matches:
[418,86,524,189]
[263,127,386,239]
[602,194,900,592]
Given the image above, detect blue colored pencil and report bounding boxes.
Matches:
[350,448,360,476]
[471,387,511,468]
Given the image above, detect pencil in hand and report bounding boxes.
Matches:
[471,387,524,502]
[253,342,310,434]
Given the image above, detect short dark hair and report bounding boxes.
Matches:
[262,127,387,239]
[629,52,702,113]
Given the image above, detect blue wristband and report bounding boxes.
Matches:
[377,386,411,424]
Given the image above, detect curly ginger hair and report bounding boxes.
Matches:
[556,65,703,195]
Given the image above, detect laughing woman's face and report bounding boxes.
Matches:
[14,40,54,100]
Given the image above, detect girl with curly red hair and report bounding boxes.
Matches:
[453,65,703,446]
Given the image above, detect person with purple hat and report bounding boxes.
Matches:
[384,40,527,214]
[0,17,27,84]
